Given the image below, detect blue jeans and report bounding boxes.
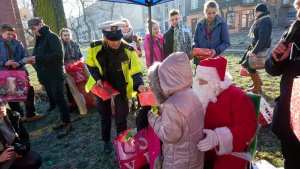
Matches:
[43,79,70,123]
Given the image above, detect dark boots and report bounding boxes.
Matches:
[248,73,263,94]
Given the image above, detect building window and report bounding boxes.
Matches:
[241,10,255,29]
[227,12,235,29]
[191,0,198,10]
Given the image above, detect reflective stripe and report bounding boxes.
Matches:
[85,44,142,98]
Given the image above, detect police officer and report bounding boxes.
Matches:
[85,21,146,154]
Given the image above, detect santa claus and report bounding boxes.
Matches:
[193,56,258,169]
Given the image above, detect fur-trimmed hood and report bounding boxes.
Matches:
[147,52,193,104]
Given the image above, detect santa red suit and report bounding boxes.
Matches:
[193,56,258,169]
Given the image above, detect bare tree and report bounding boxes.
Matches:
[68,14,81,42]
[78,0,94,42]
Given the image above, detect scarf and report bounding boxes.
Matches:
[248,15,270,39]
[122,29,133,41]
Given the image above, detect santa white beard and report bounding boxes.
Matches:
[193,80,219,113]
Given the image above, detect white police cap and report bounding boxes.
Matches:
[98,21,126,31]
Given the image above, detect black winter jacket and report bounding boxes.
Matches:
[251,13,272,54]
[32,26,65,83]
[265,29,300,140]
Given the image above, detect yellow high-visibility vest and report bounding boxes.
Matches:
[85,40,143,99]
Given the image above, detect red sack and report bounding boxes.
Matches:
[0,71,29,102]
[138,91,155,106]
[65,61,86,83]
[192,48,213,59]
[239,66,250,77]
[91,81,119,101]
[114,129,149,169]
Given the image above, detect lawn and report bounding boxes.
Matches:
[24,51,283,169]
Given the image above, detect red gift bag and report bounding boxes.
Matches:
[138,91,155,106]
[192,48,213,59]
[91,81,119,101]
[65,61,96,110]
[65,61,86,83]
[0,71,29,102]
[114,129,149,169]
[258,96,273,127]
[145,126,161,169]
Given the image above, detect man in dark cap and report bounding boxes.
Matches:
[85,21,146,154]
[0,23,43,122]
[27,17,71,139]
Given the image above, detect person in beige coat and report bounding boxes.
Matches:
[147,52,205,169]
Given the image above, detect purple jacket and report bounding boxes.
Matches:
[144,33,164,68]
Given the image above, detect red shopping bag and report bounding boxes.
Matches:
[114,129,149,169]
[0,71,29,102]
[192,48,213,59]
[91,81,119,101]
[258,96,273,127]
[65,61,86,83]
[145,126,161,169]
[138,91,155,106]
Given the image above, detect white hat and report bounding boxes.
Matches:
[98,21,125,31]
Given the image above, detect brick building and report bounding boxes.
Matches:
[186,0,296,35]
[0,0,27,48]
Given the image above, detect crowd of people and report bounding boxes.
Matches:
[0,0,299,168]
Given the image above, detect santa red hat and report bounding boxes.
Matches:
[196,56,231,90]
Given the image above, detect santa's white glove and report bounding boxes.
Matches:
[197,129,219,151]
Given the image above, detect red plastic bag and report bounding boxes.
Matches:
[0,71,29,102]
[114,129,149,169]
[65,61,86,83]
[192,48,213,59]
[138,91,155,106]
[91,81,119,101]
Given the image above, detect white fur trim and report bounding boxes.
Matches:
[196,65,220,81]
[219,72,232,90]
[215,127,233,155]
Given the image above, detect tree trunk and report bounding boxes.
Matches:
[31,0,67,35]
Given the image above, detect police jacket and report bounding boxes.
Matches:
[85,40,144,99]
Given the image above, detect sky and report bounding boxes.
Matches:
[17,0,85,18]
[63,0,81,17]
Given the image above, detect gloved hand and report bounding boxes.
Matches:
[197,129,219,151]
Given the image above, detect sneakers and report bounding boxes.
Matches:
[57,123,72,139]
[104,142,113,154]
[24,114,44,122]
